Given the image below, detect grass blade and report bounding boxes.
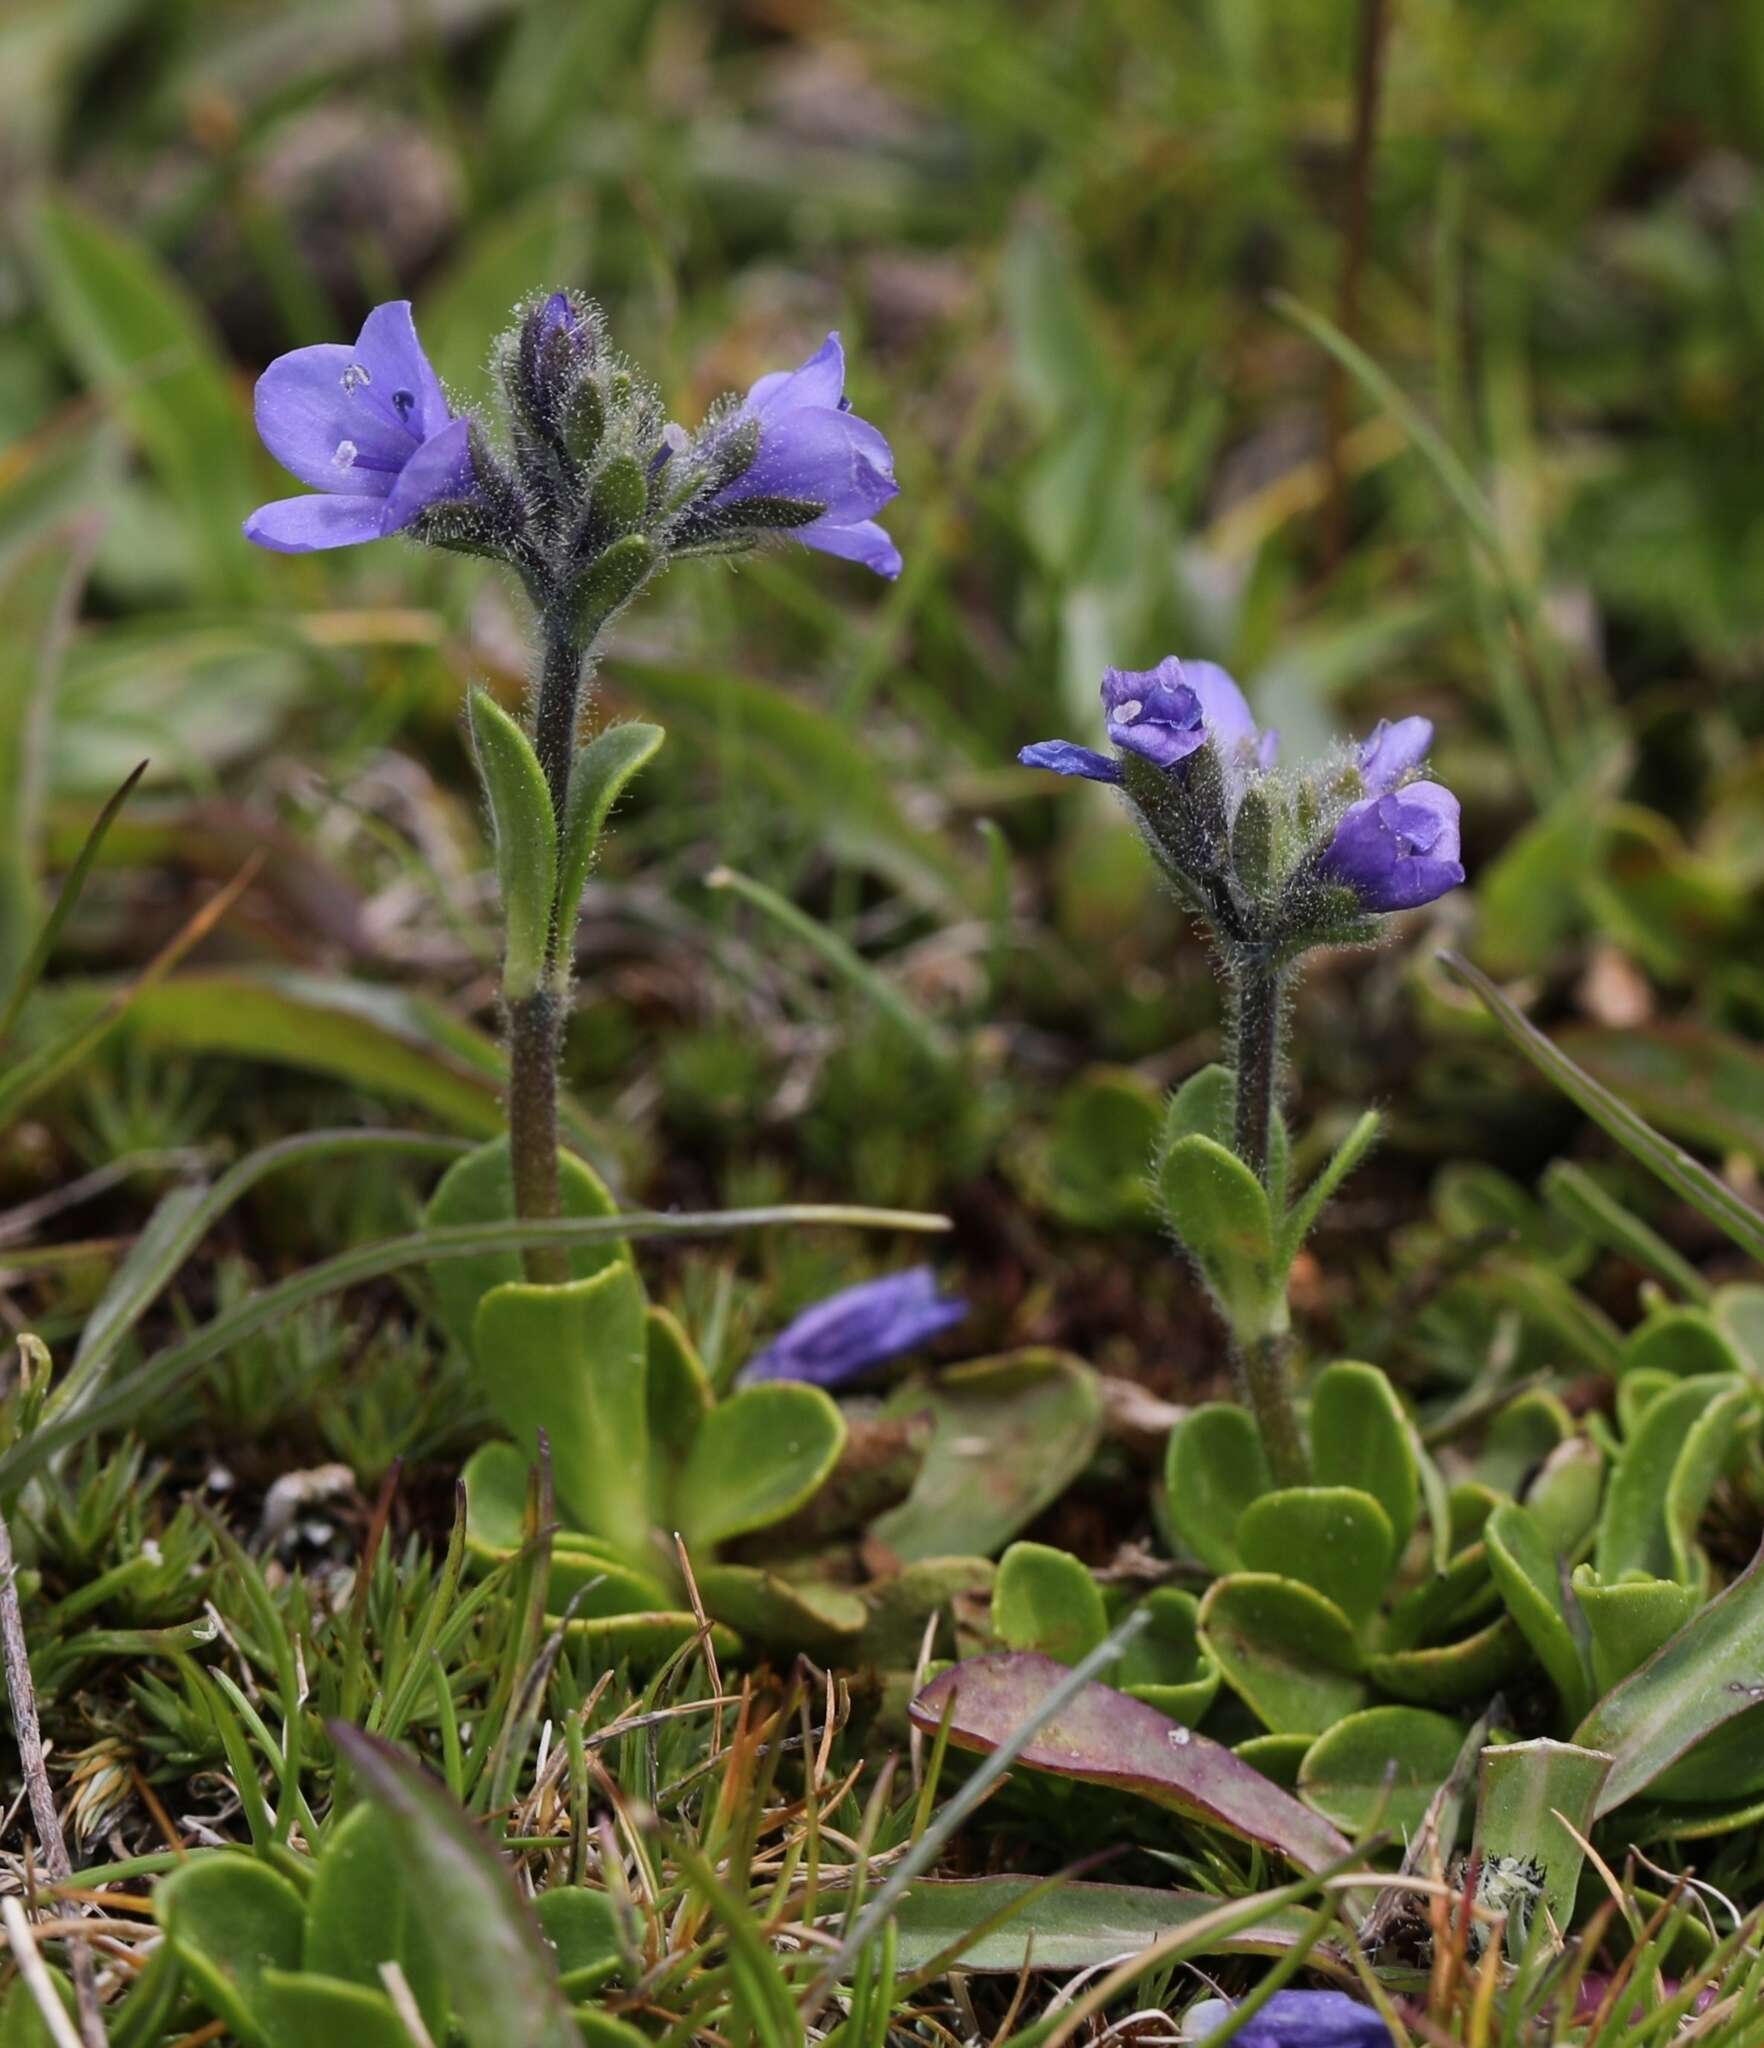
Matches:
[1440,952,1764,1265]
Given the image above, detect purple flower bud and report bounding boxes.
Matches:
[1320,780,1465,911]
[738,1267,967,1388]
[1356,715,1433,793]
[1020,658,1272,785]
[710,333,901,578]
[1188,1990,1393,2047]
[244,302,475,553]
[537,291,587,347]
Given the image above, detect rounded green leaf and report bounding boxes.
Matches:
[306,1804,446,2038]
[1595,1374,1755,1585]
[425,1135,625,1366]
[870,1350,1101,1563]
[1484,1502,1593,1725]
[992,1541,1108,1664]
[1298,1706,1467,1836]
[258,1973,411,2048]
[533,1889,622,1997]
[693,1563,866,1657]
[1620,1306,1747,1381]
[1164,1402,1270,1574]
[1198,1573,1366,1735]
[1307,1362,1419,1556]
[1039,1067,1162,1229]
[157,1855,305,2048]
[1157,1133,1274,1276]
[474,1263,651,1558]
[1366,1615,1526,1708]
[1232,1734,1311,1787]
[675,1380,844,1554]
[1117,1586,1221,1724]
[1571,1566,1700,1694]
[644,1304,712,1523]
[467,687,557,1002]
[1522,1436,1604,1558]
[1236,1487,1394,1632]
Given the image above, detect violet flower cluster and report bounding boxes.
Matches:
[1021,656,1463,931]
[739,1267,968,1388]
[244,294,900,586]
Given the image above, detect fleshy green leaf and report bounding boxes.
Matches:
[1236,1488,1394,1632]
[1115,1587,1221,1723]
[1472,1740,1612,1955]
[257,1973,410,2048]
[1594,1373,1754,1584]
[467,688,557,1001]
[425,1134,626,1365]
[674,1381,845,1553]
[532,1889,622,1997]
[1164,1403,1271,1575]
[329,1727,579,2048]
[909,1653,1352,1873]
[872,1351,1101,1562]
[474,1264,652,1560]
[306,1803,447,2038]
[1484,1502,1593,1726]
[992,1542,1108,1663]
[553,722,664,972]
[1365,1616,1526,1708]
[156,1855,305,2048]
[1571,1568,1700,1695]
[1198,1574,1366,1734]
[1575,1543,1764,1813]
[1307,1362,1420,1558]
[1298,1706,1467,1837]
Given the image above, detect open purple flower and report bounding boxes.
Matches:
[1189,1989,1393,2047]
[244,302,475,554]
[738,1267,967,1388]
[1020,659,1273,786]
[1320,780,1465,911]
[1356,715,1433,793]
[709,333,901,578]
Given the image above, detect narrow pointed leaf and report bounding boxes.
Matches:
[468,688,556,1001]
[553,722,663,963]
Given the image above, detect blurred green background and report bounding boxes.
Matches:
[3,0,1763,1394]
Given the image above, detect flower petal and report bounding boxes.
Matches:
[350,300,450,441]
[254,344,404,495]
[745,332,847,419]
[730,405,896,523]
[1018,740,1123,784]
[794,515,903,579]
[379,417,477,535]
[1358,714,1434,792]
[740,1266,967,1387]
[1181,661,1259,751]
[243,492,389,553]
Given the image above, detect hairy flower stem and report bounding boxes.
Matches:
[1240,1331,1308,1488]
[1230,958,1308,1485]
[1231,957,1283,1185]
[508,989,568,1285]
[507,613,588,1283]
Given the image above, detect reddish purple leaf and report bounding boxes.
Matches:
[911,1653,1351,1874]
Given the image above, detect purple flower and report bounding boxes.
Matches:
[1188,1990,1393,2047]
[1019,658,1274,785]
[1320,780,1465,911]
[738,1267,967,1388]
[244,302,475,554]
[1356,715,1433,793]
[709,334,901,578]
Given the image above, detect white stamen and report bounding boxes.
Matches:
[341,363,371,393]
[1115,698,1144,722]
[333,439,358,470]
